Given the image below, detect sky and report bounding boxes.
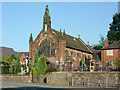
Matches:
[2,2,119,52]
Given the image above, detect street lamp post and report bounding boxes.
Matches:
[82,61,83,72]
[72,62,74,72]
[1,64,3,74]
[13,64,14,74]
[101,61,102,72]
[68,60,70,71]
[60,57,62,72]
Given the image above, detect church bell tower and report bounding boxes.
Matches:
[43,5,51,33]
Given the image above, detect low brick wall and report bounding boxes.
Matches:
[47,72,120,88]
[1,74,32,83]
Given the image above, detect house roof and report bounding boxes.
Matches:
[0,46,16,58]
[87,44,101,61]
[0,46,29,58]
[102,40,120,50]
[51,28,93,54]
[93,50,101,61]
[15,52,29,58]
[19,52,29,57]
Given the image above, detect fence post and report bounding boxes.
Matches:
[88,78,89,87]
[106,78,107,88]
[72,77,74,86]
[99,80,100,87]
[84,78,85,87]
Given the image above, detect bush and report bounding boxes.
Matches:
[31,67,37,76]
[16,64,21,73]
[37,55,47,75]
[2,67,10,74]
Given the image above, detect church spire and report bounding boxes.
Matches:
[43,5,51,31]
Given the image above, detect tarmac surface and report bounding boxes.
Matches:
[1,81,120,90]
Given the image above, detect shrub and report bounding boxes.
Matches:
[31,67,37,76]
[37,55,47,75]
[34,50,38,69]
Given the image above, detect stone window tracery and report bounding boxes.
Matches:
[38,37,55,57]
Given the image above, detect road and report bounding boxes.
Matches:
[1,82,120,90]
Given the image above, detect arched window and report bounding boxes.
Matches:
[38,37,55,57]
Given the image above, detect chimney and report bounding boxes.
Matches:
[104,38,109,47]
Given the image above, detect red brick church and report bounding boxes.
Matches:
[29,5,93,71]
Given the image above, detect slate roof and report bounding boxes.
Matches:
[102,40,120,50]
[20,52,29,56]
[87,44,101,61]
[0,46,29,58]
[93,50,101,61]
[18,52,29,57]
[51,28,93,54]
[0,47,16,58]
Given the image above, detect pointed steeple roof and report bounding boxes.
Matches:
[44,5,50,17]
[43,5,51,30]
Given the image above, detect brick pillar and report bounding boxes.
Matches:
[101,50,106,69]
[58,40,66,71]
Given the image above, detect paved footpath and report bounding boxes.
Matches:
[1,81,120,90]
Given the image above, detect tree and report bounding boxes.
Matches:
[16,52,20,64]
[80,59,85,71]
[85,60,89,70]
[37,55,47,75]
[93,35,105,50]
[9,59,17,74]
[22,62,27,73]
[106,61,110,70]
[113,57,120,70]
[10,54,16,60]
[34,50,38,69]
[107,13,120,44]
[93,45,103,50]
[31,67,37,76]
[99,35,105,48]
[1,55,16,74]
[1,54,16,67]
[16,52,21,73]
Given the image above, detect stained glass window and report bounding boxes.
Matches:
[38,37,55,57]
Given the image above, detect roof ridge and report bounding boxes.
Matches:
[33,29,43,43]
[51,28,93,53]
[102,39,120,49]
[51,28,78,39]
[0,46,13,49]
[108,39,120,46]
[78,38,93,53]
